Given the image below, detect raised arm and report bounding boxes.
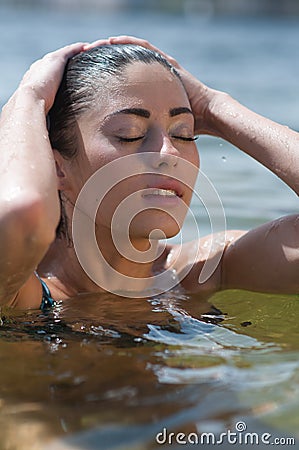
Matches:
[200,94,299,196]
[0,43,86,306]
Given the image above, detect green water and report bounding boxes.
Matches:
[211,291,299,433]
[0,289,298,449]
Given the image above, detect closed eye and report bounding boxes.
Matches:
[172,135,198,142]
[117,135,198,143]
[117,136,144,142]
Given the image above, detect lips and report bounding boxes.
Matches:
[143,188,178,197]
[142,178,184,199]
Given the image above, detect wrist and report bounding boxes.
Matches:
[202,91,234,138]
[179,67,231,137]
[15,85,47,110]
[4,87,46,117]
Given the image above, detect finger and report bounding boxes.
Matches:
[108,35,155,50]
[108,35,178,67]
[83,39,111,51]
[43,42,89,61]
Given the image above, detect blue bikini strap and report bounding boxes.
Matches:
[35,272,56,310]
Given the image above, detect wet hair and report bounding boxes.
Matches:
[48,44,181,240]
[49,44,180,159]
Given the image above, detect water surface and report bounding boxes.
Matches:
[0,290,298,449]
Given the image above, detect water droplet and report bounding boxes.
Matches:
[222,156,227,162]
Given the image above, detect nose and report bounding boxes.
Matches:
[151,135,178,170]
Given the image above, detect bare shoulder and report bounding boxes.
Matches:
[5,273,43,310]
[165,231,244,295]
[166,214,299,296]
[223,215,299,294]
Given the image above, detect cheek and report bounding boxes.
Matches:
[84,141,114,171]
[179,144,200,196]
[95,177,140,229]
[190,143,200,170]
[179,141,200,171]
[188,145,200,194]
[74,139,122,193]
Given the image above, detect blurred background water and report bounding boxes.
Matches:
[0,0,298,238]
[0,2,298,450]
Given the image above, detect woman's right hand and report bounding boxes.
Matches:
[17,42,87,114]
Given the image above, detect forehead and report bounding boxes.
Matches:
[122,60,179,85]
[91,61,189,115]
[121,61,186,99]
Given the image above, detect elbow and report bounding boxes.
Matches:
[23,195,59,249]
[0,193,59,305]
[0,191,59,254]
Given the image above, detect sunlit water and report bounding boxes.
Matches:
[0,4,298,449]
[1,290,299,449]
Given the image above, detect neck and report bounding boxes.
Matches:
[38,225,164,298]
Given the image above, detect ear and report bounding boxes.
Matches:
[53,150,72,191]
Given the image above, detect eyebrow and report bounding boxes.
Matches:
[169,107,193,117]
[109,108,151,119]
[106,106,193,120]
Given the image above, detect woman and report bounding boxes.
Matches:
[0,37,298,310]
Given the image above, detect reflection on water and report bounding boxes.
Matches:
[0,290,298,449]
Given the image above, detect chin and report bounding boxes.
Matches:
[129,212,183,241]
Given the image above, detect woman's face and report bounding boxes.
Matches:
[67,61,199,241]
